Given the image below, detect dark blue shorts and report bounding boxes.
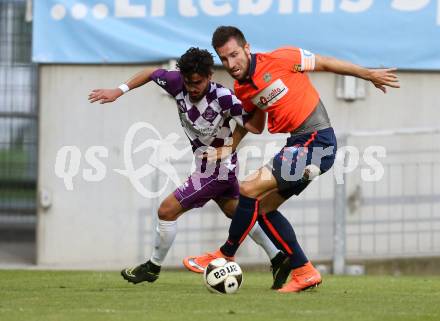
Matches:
[266,127,337,199]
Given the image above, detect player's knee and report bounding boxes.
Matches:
[303,164,321,181]
[222,207,235,219]
[158,202,178,221]
[259,204,275,215]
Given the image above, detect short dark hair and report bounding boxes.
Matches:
[176,47,214,78]
[211,26,247,49]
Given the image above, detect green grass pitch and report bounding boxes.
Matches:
[0,270,439,321]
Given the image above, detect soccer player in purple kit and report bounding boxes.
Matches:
[88,48,286,285]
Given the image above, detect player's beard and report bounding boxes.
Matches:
[230,59,250,81]
[189,84,210,102]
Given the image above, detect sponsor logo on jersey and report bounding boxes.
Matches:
[179,113,219,137]
[251,79,289,110]
[156,78,167,86]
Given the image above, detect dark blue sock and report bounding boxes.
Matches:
[257,210,308,269]
[220,194,259,257]
[256,214,285,252]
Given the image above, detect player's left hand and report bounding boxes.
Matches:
[368,68,400,93]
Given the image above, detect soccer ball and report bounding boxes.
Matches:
[203,258,243,294]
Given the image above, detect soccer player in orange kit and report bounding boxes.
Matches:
[184,26,400,293]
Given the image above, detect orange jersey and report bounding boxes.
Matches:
[234,47,320,133]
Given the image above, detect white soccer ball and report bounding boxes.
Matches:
[203,258,243,294]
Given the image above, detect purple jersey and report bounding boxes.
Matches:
[149,69,248,171]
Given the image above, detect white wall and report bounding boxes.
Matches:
[37,65,440,268]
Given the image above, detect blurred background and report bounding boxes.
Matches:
[1,0,439,275]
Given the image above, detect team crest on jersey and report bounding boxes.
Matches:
[202,107,218,122]
[263,72,272,83]
[293,64,302,73]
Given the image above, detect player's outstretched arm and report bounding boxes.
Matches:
[314,55,400,93]
[204,125,248,163]
[230,124,248,152]
[244,109,266,134]
[88,67,156,104]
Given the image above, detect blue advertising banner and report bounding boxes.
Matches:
[33,1,440,69]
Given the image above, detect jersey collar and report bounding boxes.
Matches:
[238,53,258,89]
[249,53,257,78]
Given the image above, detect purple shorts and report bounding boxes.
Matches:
[173,171,239,209]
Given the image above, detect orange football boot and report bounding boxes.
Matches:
[183,249,234,273]
[278,261,322,293]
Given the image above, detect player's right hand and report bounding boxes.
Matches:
[88,88,122,104]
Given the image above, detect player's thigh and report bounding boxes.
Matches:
[175,169,239,214]
[268,128,337,198]
[173,173,217,210]
[240,166,278,199]
[158,193,187,221]
[214,197,238,219]
[215,181,283,218]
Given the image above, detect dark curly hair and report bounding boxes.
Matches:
[212,26,247,50]
[176,47,214,78]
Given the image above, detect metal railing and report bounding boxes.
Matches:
[334,128,440,273]
[0,0,38,238]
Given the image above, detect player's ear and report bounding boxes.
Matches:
[244,43,251,57]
